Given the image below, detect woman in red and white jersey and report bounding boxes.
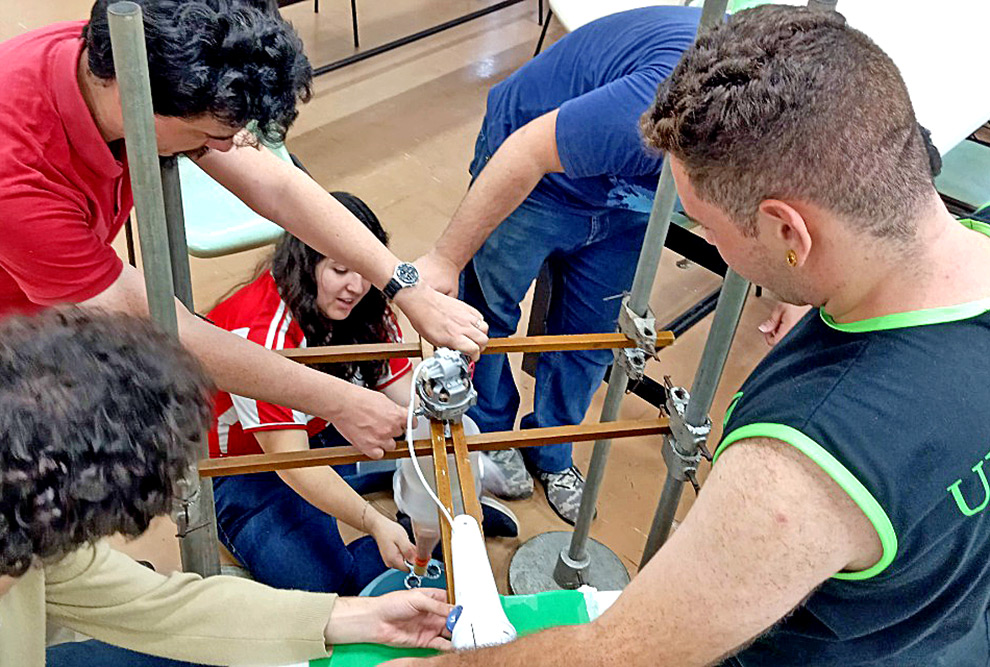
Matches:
[207,192,415,595]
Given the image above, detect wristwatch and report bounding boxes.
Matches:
[383,262,420,300]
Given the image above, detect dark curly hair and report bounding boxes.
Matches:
[642,5,934,240]
[0,309,213,577]
[271,192,396,387]
[83,0,312,143]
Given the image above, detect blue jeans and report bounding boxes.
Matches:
[213,426,391,596]
[461,131,648,474]
[47,640,202,667]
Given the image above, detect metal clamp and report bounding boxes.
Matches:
[617,295,658,357]
[661,383,712,494]
[615,295,658,384]
[172,488,212,538]
[416,347,477,422]
[615,347,648,382]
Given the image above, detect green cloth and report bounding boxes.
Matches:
[317,590,590,666]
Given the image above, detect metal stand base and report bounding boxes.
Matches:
[508,531,630,594]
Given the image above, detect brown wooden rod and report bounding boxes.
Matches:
[197,418,670,478]
[430,420,456,603]
[280,342,420,364]
[450,422,483,528]
[277,332,674,365]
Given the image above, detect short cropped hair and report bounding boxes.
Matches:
[0,309,213,577]
[83,0,312,143]
[642,5,934,239]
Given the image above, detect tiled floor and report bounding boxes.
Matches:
[6,0,775,591]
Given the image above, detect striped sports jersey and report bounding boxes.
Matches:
[207,272,411,458]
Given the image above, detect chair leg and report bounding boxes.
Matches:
[534,9,553,57]
[522,260,555,378]
[124,217,137,267]
[313,0,319,12]
[350,0,359,48]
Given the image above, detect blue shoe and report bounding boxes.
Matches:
[481,496,519,538]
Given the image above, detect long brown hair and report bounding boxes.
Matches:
[271,192,395,387]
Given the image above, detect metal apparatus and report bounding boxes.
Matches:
[415,348,477,422]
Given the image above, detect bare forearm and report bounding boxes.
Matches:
[425,625,594,667]
[197,146,398,287]
[435,147,545,268]
[277,464,371,532]
[177,307,353,421]
[433,110,562,269]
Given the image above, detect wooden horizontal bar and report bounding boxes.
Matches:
[278,332,674,365]
[486,333,635,354]
[197,418,670,478]
[280,342,421,364]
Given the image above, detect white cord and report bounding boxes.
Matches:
[407,361,455,526]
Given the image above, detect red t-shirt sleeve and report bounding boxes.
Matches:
[0,186,123,306]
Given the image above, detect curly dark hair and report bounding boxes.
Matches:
[642,5,934,240]
[83,0,312,143]
[271,192,396,387]
[0,309,213,577]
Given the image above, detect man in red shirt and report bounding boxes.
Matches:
[0,0,489,457]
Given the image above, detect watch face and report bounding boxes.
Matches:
[396,262,420,285]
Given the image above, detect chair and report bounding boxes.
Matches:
[176,143,294,259]
[935,137,990,216]
[276,0,360,49]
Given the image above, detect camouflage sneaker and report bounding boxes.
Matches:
[538,466,594,526]
[483,448,534,500]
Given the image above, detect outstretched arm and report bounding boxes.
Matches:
[416,109,562,296]
[393,437,882,666]
[195,144,489,358]
[82,264,405,458]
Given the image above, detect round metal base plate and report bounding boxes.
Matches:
[508,531,630,595]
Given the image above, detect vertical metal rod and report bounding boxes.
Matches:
[160,157,194,309]
[554,0,731,587]
[108,2,176,332]
[639,472,683,568]
[640,270,750,567]
[109,2,220,577]
[627,160,678,316]
[161,155,222,576]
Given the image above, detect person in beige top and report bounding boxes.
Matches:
[0,309,452,667]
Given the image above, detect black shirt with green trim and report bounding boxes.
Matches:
[720,221,990,666]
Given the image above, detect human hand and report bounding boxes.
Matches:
[324,589,453,651]
[333,385,405,459]
[368,512,417,571]
[394,286,489,361]
[758,302,812,347]
[415,251,461,298]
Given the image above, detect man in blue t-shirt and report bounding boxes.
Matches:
[400,6,990,666]
[416,7,701,523]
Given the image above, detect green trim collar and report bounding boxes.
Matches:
[820,298,990,333]
[820,220,990,333]
[713,423,898,581]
